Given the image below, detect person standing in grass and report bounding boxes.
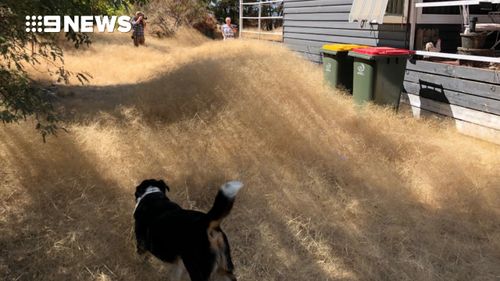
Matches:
[132,11,146,47]
[221,17,237,40]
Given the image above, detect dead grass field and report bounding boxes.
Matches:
[1,31,500,281]
[240,27,283,42]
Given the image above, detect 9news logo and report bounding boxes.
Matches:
[25,15,132,33]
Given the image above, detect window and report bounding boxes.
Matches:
[384,0,409,24]
[386,0,406,15]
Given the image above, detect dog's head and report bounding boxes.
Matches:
[134,179,170,201]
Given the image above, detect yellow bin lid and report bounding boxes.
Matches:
[322,44,368,52]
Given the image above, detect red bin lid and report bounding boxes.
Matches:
[351,47,415,56]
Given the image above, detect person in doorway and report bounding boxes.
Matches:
[221,17,237,40]
[131,11,146,47]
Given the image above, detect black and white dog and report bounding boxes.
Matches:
[133,179,243,281]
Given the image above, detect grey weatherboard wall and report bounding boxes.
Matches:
[401,60,500,144]
[283,0,408,63]
[282,0,500,143]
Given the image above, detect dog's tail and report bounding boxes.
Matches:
[206,181,244,229]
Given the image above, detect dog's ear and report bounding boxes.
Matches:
[157,179,170,192]
[135,179,152,199]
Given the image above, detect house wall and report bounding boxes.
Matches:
[283,0,408,63]
[282,0,500,144]
[402,60,500,144]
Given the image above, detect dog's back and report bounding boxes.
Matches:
[134,180,243,281]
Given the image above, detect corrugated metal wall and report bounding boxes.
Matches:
[283,0,408,62]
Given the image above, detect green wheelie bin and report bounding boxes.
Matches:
[321,44,367,93]
[348,47,414,109]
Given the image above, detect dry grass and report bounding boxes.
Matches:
[1,32,500,281]
[240,27,283,42]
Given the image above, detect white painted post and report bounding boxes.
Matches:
[409,0,420,50]
[239,0,243,38]
[258,1,262,40]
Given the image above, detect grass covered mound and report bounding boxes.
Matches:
[1,32,499,281]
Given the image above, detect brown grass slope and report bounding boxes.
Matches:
[1,32,500,281]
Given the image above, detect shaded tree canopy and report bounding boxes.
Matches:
[209,0,239,23]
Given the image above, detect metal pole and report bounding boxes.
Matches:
[239,0,243,38]
[258,1,262,40]
[462,5,469,27]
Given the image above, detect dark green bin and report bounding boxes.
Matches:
[321,44,367,93]
[348,47,413,109]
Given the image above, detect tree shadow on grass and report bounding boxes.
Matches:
[54,54,256,127]
[0,127,171,281]
[245,108,500,280]
[213,84,500,280]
